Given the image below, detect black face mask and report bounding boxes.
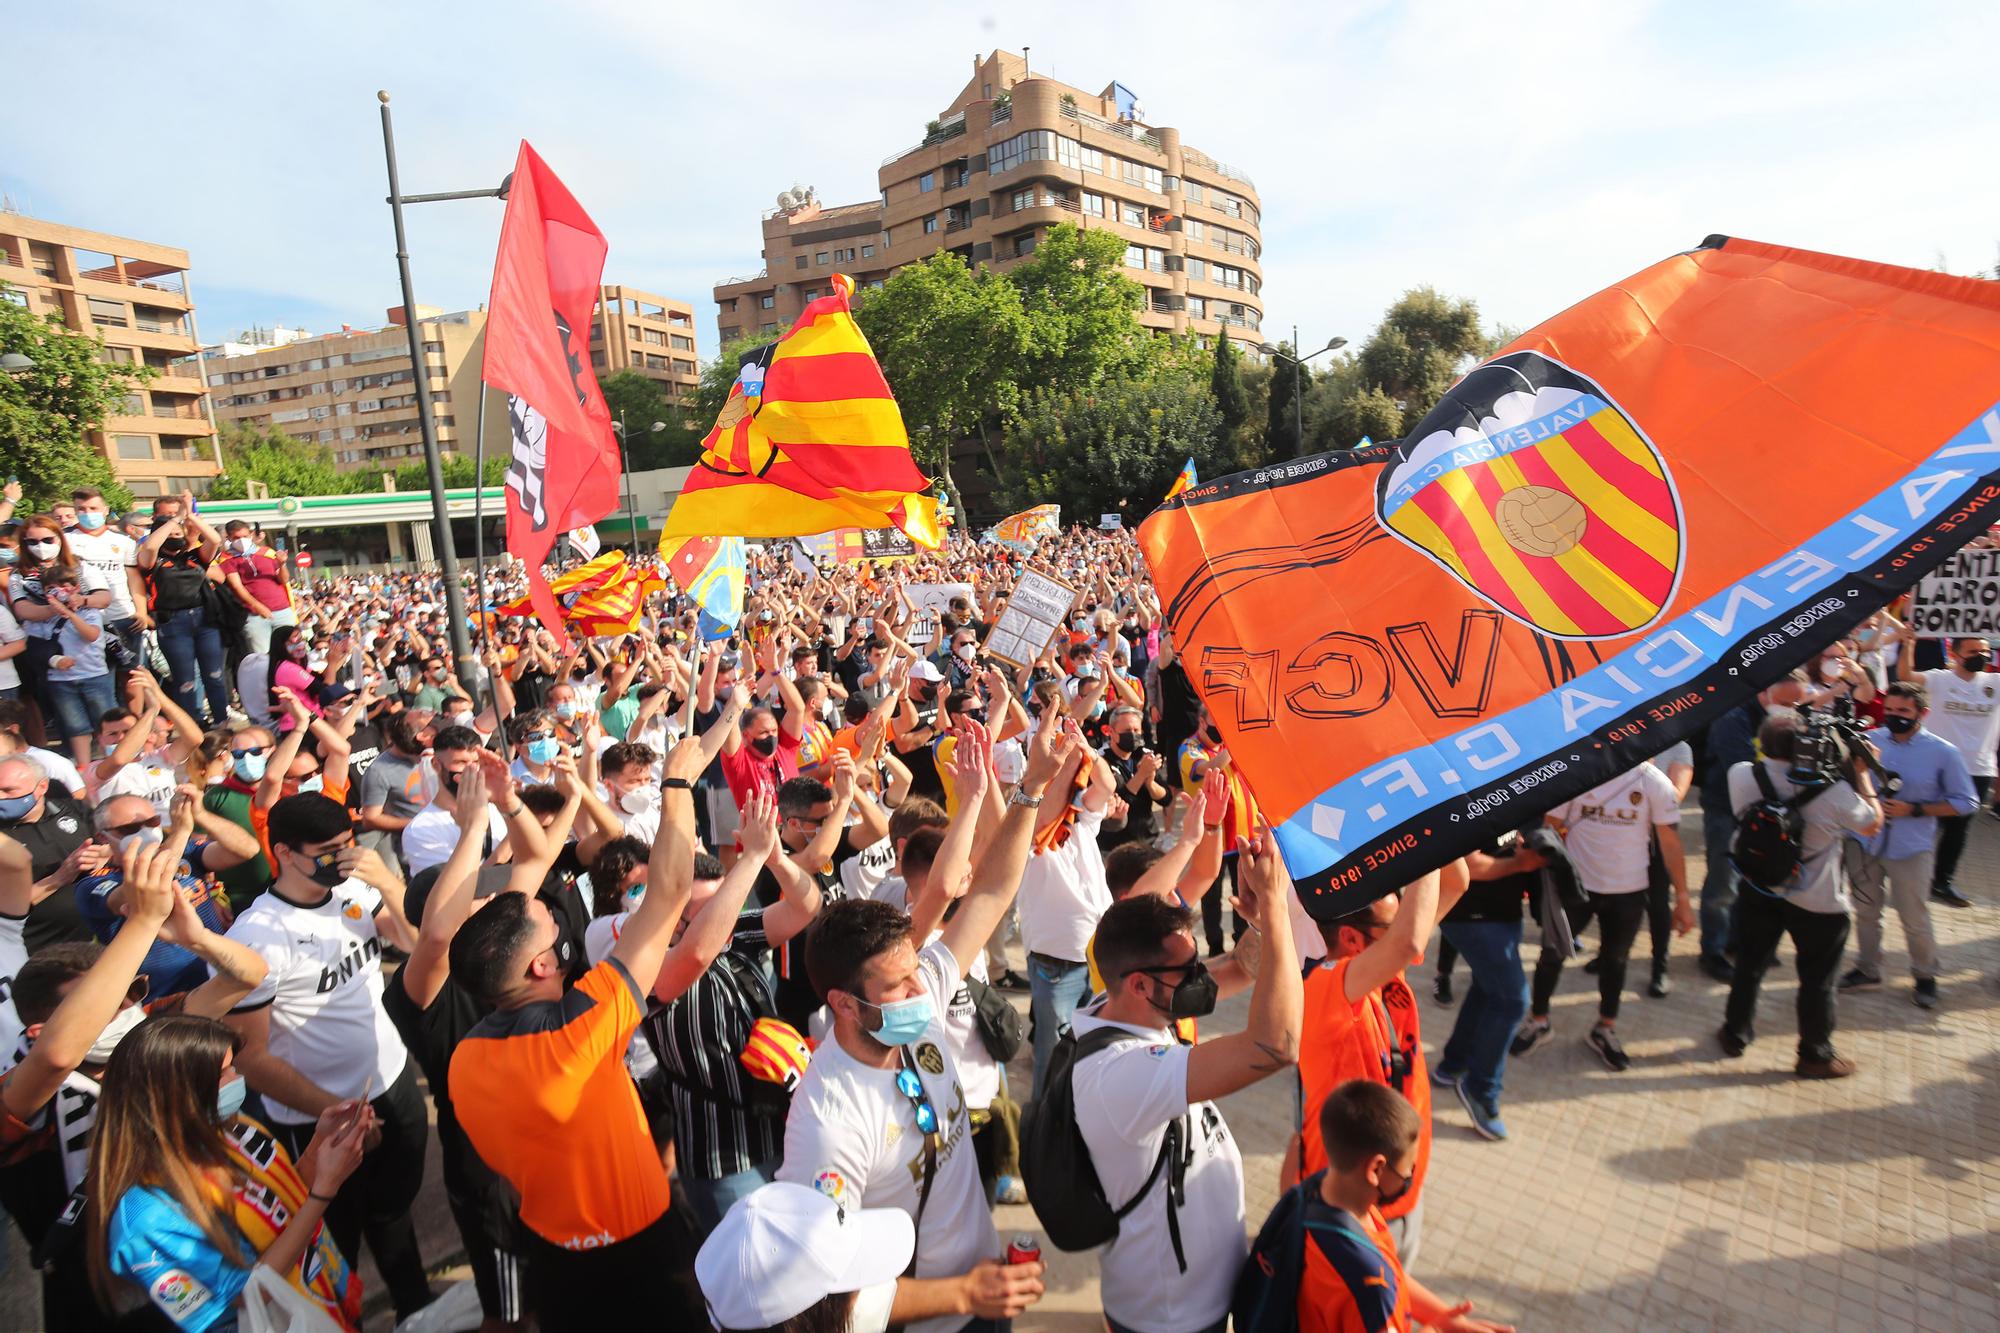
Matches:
[1376,1166,1414,1208]
[1143,960,1219,1021]
[1883,714,1918,735]
[440,769,462,797]
[962,709,988,727]
[1962,653,1991,674]
[749,734,778,757]
[297,848,348,889]
[1113,732,1140,753]
[1205,725,1223,745]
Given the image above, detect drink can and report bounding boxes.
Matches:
[1006,1234,1040,1266]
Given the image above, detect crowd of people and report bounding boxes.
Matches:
[0,481,1987,1333]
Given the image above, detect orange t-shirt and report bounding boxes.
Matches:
[1298,1199,1413,1333]
[1296,958,1430,1222]
[449,957,671,1247]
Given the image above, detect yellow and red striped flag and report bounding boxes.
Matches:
[662,274,941,547]
[498,551,660,637]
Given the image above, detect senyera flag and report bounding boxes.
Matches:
[661,273,940,548]
[484,141,621,650]
[498,550,662,638]
[1140,236,2000,920]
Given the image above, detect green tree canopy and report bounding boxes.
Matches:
[206,423,352,500]
[0,283,138,512]
[1008,223,1149,391]
[1209,328,1249,438]
[1352,286,1487,426]
[598,369,702,470]
[1265,340,1313,458]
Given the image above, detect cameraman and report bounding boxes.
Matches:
[1839,681,1975,1010]
[1719,711,1882,1079]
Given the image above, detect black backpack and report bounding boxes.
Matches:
[1730,764,1824,895]
[1020,1025,1187,1269]
[1235,1174,1394,1333]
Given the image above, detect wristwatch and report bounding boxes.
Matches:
[1008,789,1044,809]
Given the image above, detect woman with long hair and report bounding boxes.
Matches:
[85,1014,371,1331]
[7,513,113,757]
[264,625,321,734]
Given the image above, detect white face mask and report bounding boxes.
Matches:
[619,786,659,815]
[25,540,59,560]
[86,1003,148,1065]
[232,537,257,555]
[954,642,977,661]
[111,825,164,857]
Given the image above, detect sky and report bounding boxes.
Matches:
[6,1,1997,363]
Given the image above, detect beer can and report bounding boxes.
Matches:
[1005,1234,1040,1266]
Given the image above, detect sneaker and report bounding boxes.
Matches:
[993,1173,1027,1205]
[1698,954,1736,984]
[1647,962,1671,999]
[1582,954,1602,976]
[1429,1063,1465,1090]
[1587,1024,1630,1072]
[1509,1017,1551,1057]
[1930,884,1973,909]
[992,969,1030,993]
[1716,1026,1747,1058]
[1433,973,1454,1007]
[1796,1054,1857,1079]
[1914,978,1940,1010]
[1837,967,1881,992]
[1453,1081,1508,1141]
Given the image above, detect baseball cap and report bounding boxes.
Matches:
[319,683,357,705]
[695,1182,912,1329]
[910,660,945,683]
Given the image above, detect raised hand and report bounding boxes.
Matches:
[119,839,178,926]
[738,788,780,862]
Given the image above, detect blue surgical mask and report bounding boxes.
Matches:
[0,549,14,567]
[233,753,268,783]
[862,992,935,1047]
[0,793,36,821]
[76,512,105,531]
[215,1075,247,1122]
[554,700,578,720]
[527,737,562,765]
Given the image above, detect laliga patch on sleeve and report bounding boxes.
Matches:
[148,1268,214,1321]
[814,1170,846,1202]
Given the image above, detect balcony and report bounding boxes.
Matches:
[1180,147,1257,192]
[882,111,967,167]
[715,269,770,290]
[1214,312,1261,331]
[1060,103,1164,154]
[151,401,207,420]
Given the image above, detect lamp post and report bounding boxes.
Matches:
[377,89,510,701]
[0,352,35,375]
[610,414,665,553]
[1259,328,1348,456]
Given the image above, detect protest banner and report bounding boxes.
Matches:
[982,569,1077,667]
[1909,547,2000,637]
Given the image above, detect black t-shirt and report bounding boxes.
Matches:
[3,793,95,953]
[1447,835,1534,924]
[344,721,384,800]
[1099,744,1164,848]
[693,703,727,789]
[513,666,553,713]
[754,860,843,1031]
[898,696,944,801]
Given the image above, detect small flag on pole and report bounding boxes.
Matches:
[659,535,747,641]
[1165,457,1198,501]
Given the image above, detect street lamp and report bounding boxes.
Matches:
[610,415,666,553]
[0,352,35,374]
[377,89,511,702]
[1258,328,1348,456]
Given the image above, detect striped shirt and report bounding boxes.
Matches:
[641,918,786,1182]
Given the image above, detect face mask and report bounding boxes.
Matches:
[87,1003,149,1064]
[1962,654,1991,674]
[77,512,105,531]
[1113,732,1140,753]
[112,825,164,857]
[620,786,659,815]
[440,769,462,797]
[0,792,36,821]
[954,642,977,661]
[446,713,473,730]
[527,737,562,765]
[1376,1165,1414,1209]
[215,1075,248,1123]
[296,774,324,794]
[0,548,15,566]
[1884,714,1918,735]
[554,700,578,720]
[231,537,257,555]
[1820,660,1844,683]
[621,883,646,912]
[233,753,267,783]
[1205,725,1223,745]
[861,991,935,1046]
[1145,960,1219,1020]
[296,847,349,888]
[750,734,778,757]
[963,709,988,727]
[25,540,58,560]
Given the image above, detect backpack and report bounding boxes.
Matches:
[1234,1173,1384,1333]
[1730,764,1825,895]
[1020,1025,1187,1269]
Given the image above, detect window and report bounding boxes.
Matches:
[1188,296,1206,319]
[816,252,829,265]
[422,341,445,354]
[591,352,607,369]
[722,298,737,312]
[1081,192,1105,217]
[922,215,939,234]
[795,256,808,270]
[0,289,25,308]
[671,334,694,351]
[1147,247,1167,272]
[1014,234,1037,258]
[674,359,696,376]
[1121,158,1141,185]
[861,244,875,258]
[1124,244,1145,269]
[1079,146,1104,175]
[989,129,1078,175]
[919,171,935,193]
[86,297,129,327]
[1144,165,1163,193]
[1121,201,1146,227]
[1186,218,1205,243]
[760,322,779,333]
[1184,181,1205,204]
[804,289,819,302]
[1187,258,1206,282]
[867,279,885,290]
[759,295,776,309]
[114,435,154,459]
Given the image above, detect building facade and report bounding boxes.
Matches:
[0,212,220,496]
[713,51,1262,344]
[591,285,700,400]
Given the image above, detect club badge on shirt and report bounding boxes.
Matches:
[914,1041,945,1076]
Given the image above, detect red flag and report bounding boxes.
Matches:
[483,141,620,650]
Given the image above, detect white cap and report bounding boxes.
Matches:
[910,659,946,683]
[695,1182,914,1328]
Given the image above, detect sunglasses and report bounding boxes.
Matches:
[893,1063,940,1137]
[105,814,163,838]
[231,746,269,758]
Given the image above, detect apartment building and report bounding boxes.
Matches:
[713,50,1262,344]
[592,285,700,399]
[202,306,501,471]
[0,211,219,496]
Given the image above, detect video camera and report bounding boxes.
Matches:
[1787,695,1900,797]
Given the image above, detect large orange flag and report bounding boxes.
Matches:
[1140,237,2000,919]
[661,274,940,547]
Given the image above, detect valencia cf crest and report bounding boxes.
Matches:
[1376,351,1685,640]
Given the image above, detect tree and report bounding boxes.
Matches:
[1008,223,1149,392]
[1264,340,1312,458]
[598,369,702,470]
[393,454,507,491]
[1301,355,1403,452]
[0,283,138,513]
[206,423,354,500]
[855,251,1031,509]
[1210,328,1249,438]
[1353,286,1486,426]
